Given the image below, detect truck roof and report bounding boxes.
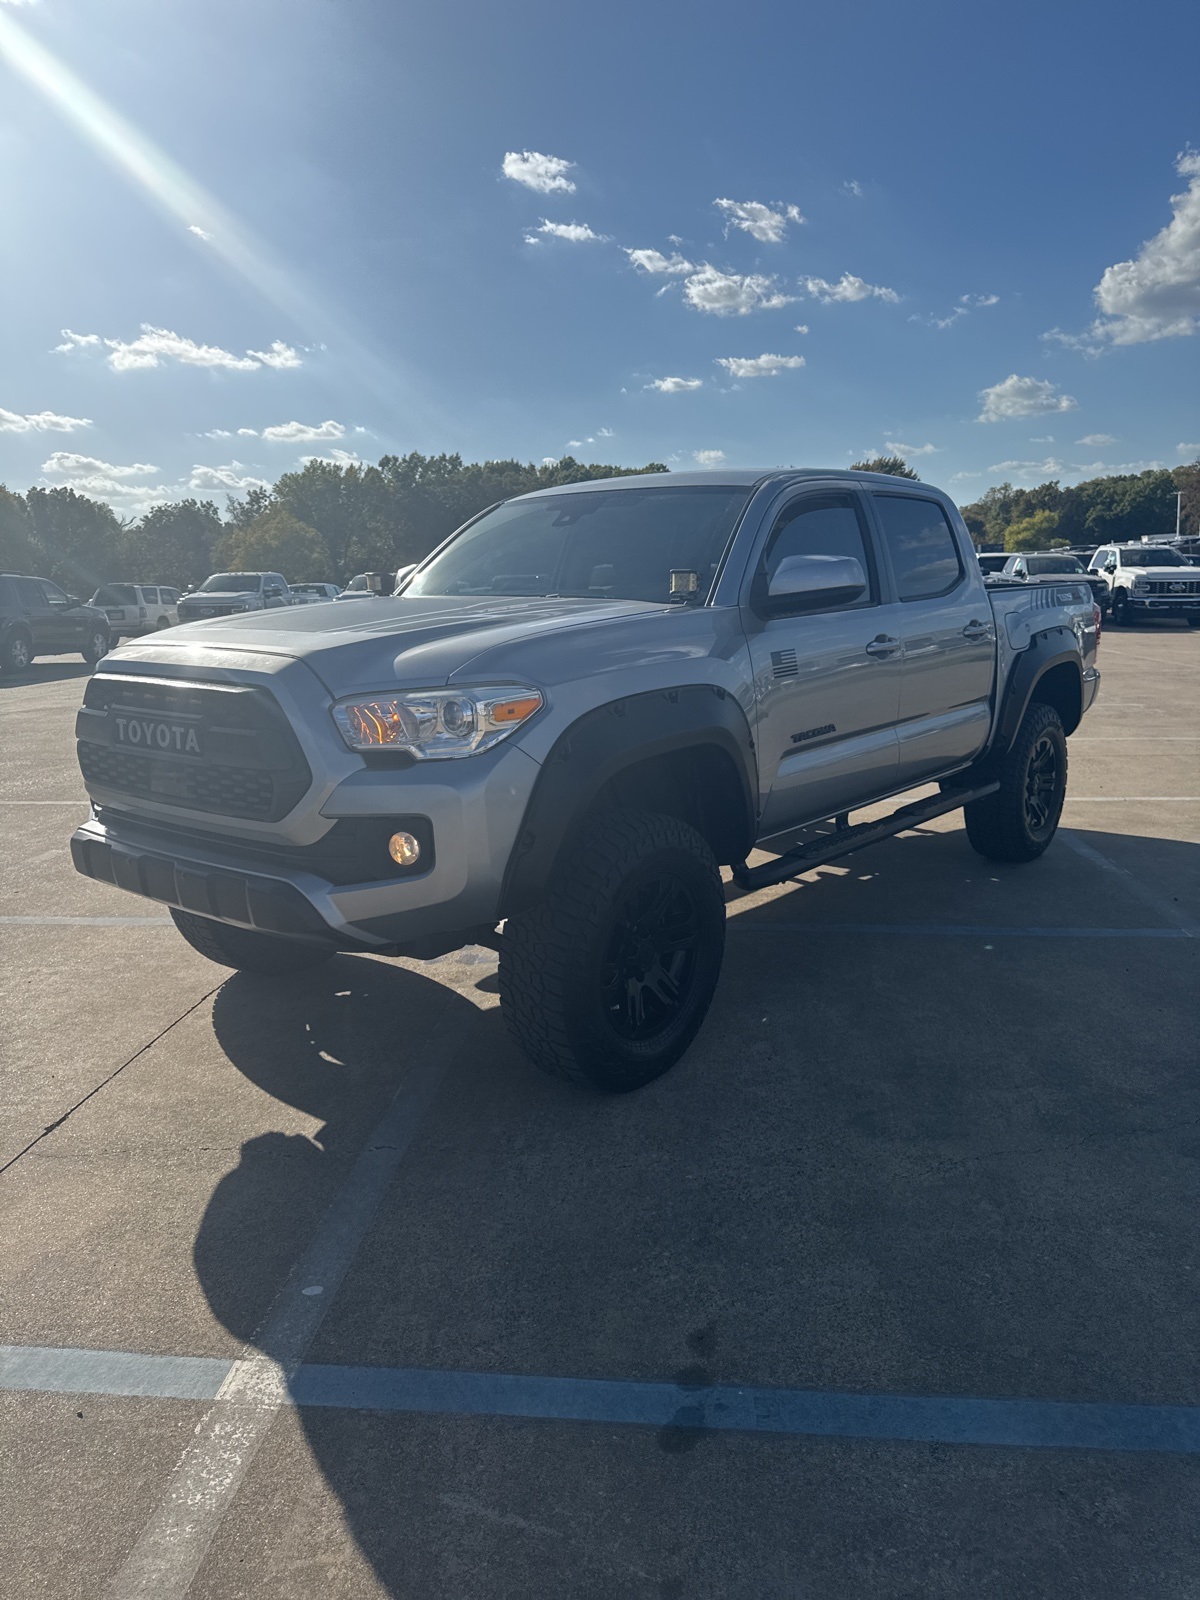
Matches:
[517,468,941,499]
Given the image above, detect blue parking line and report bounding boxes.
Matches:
[731,922,1195,939]
[4,1344,1200,1454]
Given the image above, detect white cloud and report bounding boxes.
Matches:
[188,461,271,493]
[713,198,804,243]
[794,324,809,334]
[625,248,695,275]
[1040,327,1103,356]
[963,293,1000,308]
[1077,433,1117,447]
[541,456,559,466]
[42,451,157,479]
[55,324,301,373]
[237,427,258,437]
[597,426,614,438]
[201,428,233,439]
[798,273,899,304]
[567,439,583,447]
[842,180,863,198]
[1087,149,1200,344]
[978,374,1078,423]
[986,457,1066,479]
[682,265,795,315]
[188,225,212,242]
[525,219,608,243]
[646,376,703,393]
[1029,435,1056,443]
[885,439,939,457]
[501,150,576,194]
[260,419,345,443]
[1178,442,1200,456]
[247,340,302,369]
[693,450,726,466]
[300,449,361,466]
[0,407,91,433]
[715,353,806,378]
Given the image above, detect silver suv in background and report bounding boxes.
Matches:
[290,582,341,604]
[89,584,179,639]
[177,572,292,622]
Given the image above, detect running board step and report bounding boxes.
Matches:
[731,782,1001,893]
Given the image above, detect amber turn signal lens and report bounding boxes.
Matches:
[489,695,542,724]
[388,831,421,867]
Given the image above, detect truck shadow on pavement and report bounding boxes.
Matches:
[188,827,1200,1596]
[0,660,94,690]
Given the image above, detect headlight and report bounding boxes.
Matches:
[331,685,544,758]
[1132,577,1149,592]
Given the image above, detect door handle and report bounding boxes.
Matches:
[962,620,992,641]
[865,635,900,658]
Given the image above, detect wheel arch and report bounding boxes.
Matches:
[995,634,1084,749]
[499,685,757,917]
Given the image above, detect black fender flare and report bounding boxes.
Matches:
[500,684,757,916]
[993,631,1083,754]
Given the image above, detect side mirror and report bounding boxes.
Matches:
[265,586,283,599]
[763,554,867,612]
[366,573,386,593]
[1103,560,1117,573]
[394,564,417,593]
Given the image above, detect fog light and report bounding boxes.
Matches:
[388,831,421,867]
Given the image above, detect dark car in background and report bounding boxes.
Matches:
[999,551,1110,610]
[0,574,111,673]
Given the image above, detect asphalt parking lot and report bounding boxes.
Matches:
[2,629,1199,1599]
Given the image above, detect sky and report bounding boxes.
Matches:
[1,0,1198,520]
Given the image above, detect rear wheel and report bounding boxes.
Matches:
[964,702,1067,863]
[1,628,33,673]
[499,809,726,1092]
[169,908,333,975]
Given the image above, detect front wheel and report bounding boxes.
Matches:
[499,809,726,1092]
[1,628,33,673]
[82,627,110,665]
[964,702,1068,863]
[1110,591,1133,627]
[169,908,333,976]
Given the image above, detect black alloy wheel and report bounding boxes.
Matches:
[601,871,700,1041]
[1111,591,1133,626]
[1023,730,1060,836]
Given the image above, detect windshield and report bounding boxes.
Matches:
[1026,555,1084,574]
[405,486,753,604]
[198,572,263,592]
[292,584,327,596]
[92,584,137,605]
[1120,548,1188,567]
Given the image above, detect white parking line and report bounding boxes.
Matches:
[1060,831,1197,934]
[103,1024,463,1600]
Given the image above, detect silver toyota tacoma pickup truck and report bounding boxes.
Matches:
[71,470,1100,1090]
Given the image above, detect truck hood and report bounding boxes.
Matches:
[1125,567,1200,581]
[179,590,261,604]
[141,593,660,696]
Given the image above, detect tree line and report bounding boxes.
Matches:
[2,450,1197,594]
[0,453,666,595]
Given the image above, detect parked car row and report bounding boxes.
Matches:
[978,542,1200,627]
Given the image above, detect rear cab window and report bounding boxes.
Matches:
[873,494,965,600]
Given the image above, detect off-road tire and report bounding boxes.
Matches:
[499,808,726,1092]
[1,628,33,673]
[964,702,1068,863]
[82,627,110,666]
[170,908,333,976]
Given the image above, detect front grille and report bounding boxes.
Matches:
[80,744,276,818]
[179,604,243,619]
[77,673,311,822]
[1145,580,1200,596]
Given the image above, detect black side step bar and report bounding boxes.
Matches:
[730,782,1000,893]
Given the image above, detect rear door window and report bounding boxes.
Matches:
[14,578,47,608]
[38,580,71,605]
[873,495,965,601]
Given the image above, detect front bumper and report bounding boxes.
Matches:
[1130,596,1200,612]
[71,737,542,952]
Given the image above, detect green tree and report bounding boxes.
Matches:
[0,486,38,573]
[23,487,125,594]
[1173,457,1200,539]
[214,508,332,581]
[122,500,224,589]
[1004,510,1061,552]
[850,454,919,479]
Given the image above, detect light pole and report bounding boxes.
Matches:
[1178,491,1183,539]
